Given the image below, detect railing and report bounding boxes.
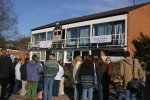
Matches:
[29,34,126,49]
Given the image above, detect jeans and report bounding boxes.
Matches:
[125,89,136,100]
[53,80,60,96]
[13,80,20,94]
[116,93,124,100]
[26,81,38,100]
[82,87,93,100]
[44,77,54,100]
[98,82,103,100]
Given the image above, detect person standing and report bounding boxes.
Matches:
[53,63,64,97]
[8,58,19,94]
[102,57,114,100]
[93,57,105,100]
[58,60,65,95]
[0,48,12,100]
[20,57,29,96]
[13,58,22,94]
[43,53,59,100]
[72,56,82,100]
[26,55,43,100]
[79,55,94,100]
[119,51,144,100]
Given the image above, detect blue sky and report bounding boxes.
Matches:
[12,0,150,36]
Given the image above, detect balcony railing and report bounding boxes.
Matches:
[29,34,126,49]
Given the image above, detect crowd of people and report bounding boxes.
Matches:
[0,48,64,100]
[0,47,148,100]
[71,52,146,100]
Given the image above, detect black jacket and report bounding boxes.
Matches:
[0,55,12,78]
[20,63,27,80]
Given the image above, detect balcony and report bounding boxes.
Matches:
[29,34,126,50]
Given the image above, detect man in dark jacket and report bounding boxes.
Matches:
[20,57,29,96]
[43,53,59,100]
[0,48,12,100]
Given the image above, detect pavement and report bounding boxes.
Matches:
[7,87,116,100]
[9,94,70,100]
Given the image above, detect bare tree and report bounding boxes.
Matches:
[0,0,17,39]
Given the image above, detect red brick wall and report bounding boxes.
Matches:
[0,49,28,63]
[127,4,150,57]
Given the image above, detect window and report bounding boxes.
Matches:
[93,23,112,36]
[79,26,90,45]
[58,51,64,61]
[47,31,53,40]
[41,51,45,61]
[66,28,78,45]
[39,32,46,41]
[93,20,125,45]
[66,26,90,46]
[32,34,39,42]
[66,51,73,62]
[93,21,125,36]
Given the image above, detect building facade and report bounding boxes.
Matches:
[29,2,150,63]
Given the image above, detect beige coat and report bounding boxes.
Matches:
[73,61,82,83]
[119,57,144,88]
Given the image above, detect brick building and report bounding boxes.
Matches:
[0,48,28,62]
[29,2,150,63]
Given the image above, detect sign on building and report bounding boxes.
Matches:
[40,41,52,48]
[90,35,112,43]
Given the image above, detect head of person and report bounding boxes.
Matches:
[32,54,38,61]
[84,55,92,62]
[24,57,29,64]
[49,53,55,59]
[75,56,82,62]
[18,58,22,64]
[1,48,7,55]
[14,58,19,64]
[124,51,130,58]
[71,55,82,67]
[106,57,111,64]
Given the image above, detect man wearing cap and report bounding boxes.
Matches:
[0,48,12,100]
[43,53,59,100]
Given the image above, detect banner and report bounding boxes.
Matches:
[40,41,52,48]
[90,35,112,43]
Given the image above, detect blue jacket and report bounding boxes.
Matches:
[26,60,43,81]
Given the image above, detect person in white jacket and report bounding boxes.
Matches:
[53,64,64,96]
[13,58,22,94]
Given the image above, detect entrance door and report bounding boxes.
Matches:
[92,50,100,58]
[74,51,80,59]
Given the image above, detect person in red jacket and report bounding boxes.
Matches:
[102,57,114,100]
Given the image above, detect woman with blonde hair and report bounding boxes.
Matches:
[72,55,82,100]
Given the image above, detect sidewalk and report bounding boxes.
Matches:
[9,94,70,100]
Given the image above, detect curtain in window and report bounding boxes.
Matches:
[47,31,53,40]
[39,33,46,41]
[66,28,78,45]
[79,26,90,45]
[94,23,112,36]
[114,23,123,44]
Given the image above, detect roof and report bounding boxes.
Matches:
[32,2,150,31]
